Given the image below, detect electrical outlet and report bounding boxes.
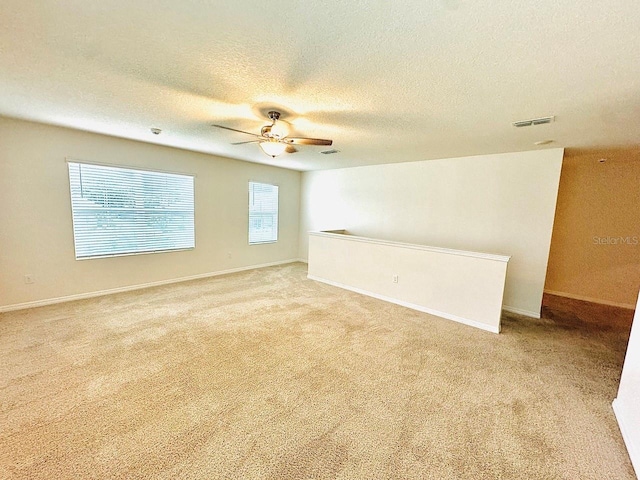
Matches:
[227,252,232,259]
[24,274,35,284]
[392,274,398,283]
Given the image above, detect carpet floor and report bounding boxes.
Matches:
[0,262,635,479]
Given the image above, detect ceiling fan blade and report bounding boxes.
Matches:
[285,145,298,154]
[231,140,262,145]
[286,137,333,146]
[212,124,261,138]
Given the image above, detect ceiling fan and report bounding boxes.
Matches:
[212,111,332,158]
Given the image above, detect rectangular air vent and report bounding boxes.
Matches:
[320,149,340,155]
[512,116,555,127]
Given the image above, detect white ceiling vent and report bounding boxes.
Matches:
[512,116,555,128]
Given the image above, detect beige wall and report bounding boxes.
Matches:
[299,149,564,316]
[545,148,640,308]
[0,117,301,309]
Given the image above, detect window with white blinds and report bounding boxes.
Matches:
[248,182,278,244]
[68,161,195,259]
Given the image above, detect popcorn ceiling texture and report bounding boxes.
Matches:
[0,1,639,171]
[0,263,635,479]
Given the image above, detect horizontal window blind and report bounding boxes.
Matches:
[68,162,195,259]
[249,182,278,244]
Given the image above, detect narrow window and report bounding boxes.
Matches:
[68,161,195,259]
[248,182,278,244]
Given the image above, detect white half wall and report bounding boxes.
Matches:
[308,231,510,333]
[613,291,640,478]
[299,149,564,316]
[0,117,301,309]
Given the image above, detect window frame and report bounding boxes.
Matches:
[67,159,196,260]
[248,181,279,245]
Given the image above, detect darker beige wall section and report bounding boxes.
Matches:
[545,148,640,307]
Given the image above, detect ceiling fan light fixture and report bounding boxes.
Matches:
[212,109,332,158]
[259,140,287,158]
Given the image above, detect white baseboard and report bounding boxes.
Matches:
[544,289,636,310]
[502,305,541,319]
[0,259,300,313]
[613,399,640,478]
[307,274,499,334]
[296,258,308,264]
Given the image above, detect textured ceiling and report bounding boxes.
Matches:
[1,1,639,171]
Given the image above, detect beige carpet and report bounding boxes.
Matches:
[0,263,635,479]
